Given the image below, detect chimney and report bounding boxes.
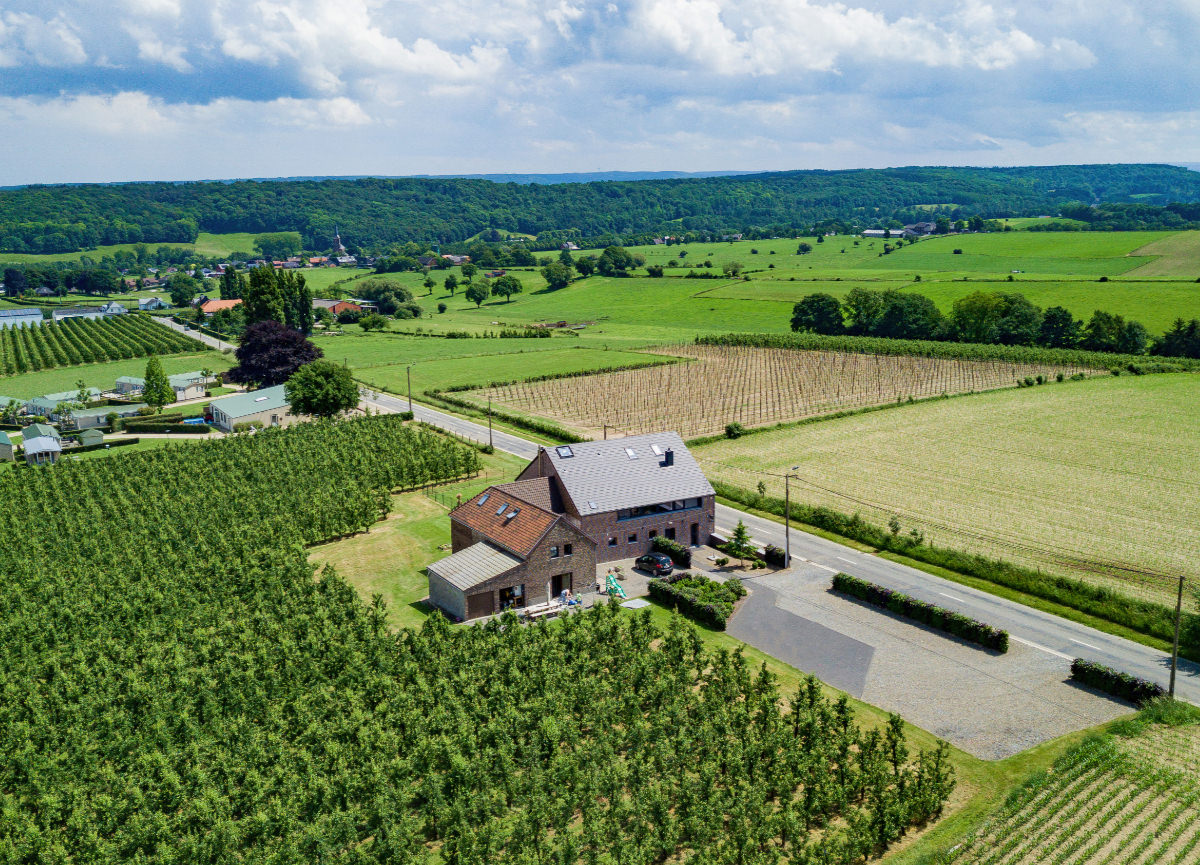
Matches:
[664,448,674,466]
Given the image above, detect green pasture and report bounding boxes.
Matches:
[692,373,1200,608]
[351,345,669,395]
[1126,231,1200,277]
[0,350,231,399]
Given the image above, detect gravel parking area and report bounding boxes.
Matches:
[730,564,1134,760]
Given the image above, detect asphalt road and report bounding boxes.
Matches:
[157,317,236,352]
[364,393,1199,704]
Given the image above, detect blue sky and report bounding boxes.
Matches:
[1,0,1197,184]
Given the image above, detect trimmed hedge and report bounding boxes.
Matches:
[833,572,1009,652]
[651,535,692,568]
[648,572,747,630]
[122,422,212,434]
[1070,658,1165,705]
[713,479,1198,657]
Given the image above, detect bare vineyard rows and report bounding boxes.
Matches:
[466,345,1095,439]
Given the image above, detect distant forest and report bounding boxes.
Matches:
[3,164,1200,255]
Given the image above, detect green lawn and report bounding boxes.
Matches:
[0,351,232,399]
[693,373,1200,607]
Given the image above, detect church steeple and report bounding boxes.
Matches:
[333,226,347,255]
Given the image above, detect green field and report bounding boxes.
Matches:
[0,231,261,264]
[692,374,1200,607]
[0,350,231,399]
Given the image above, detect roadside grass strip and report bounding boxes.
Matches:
[948,725,1200,865]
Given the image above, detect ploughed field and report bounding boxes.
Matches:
[462,344,1098,440]
[692,373,1200,607]
[949,723,1200,865]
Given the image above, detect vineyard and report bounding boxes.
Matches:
[0,314,204,376]
[0,414,955,863]
[464,344,1097,439]
[948,722,1200,865]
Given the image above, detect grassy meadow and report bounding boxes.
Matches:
[0,350,232,399]
[692,373,1200,607]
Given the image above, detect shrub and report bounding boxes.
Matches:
[649,573,746,630]
[762,544,786,567]
[1070,658,1164,705]
[398,411,414,421]
[725,421,747,439]
[437,303,447,314]
[832,573,1009,652]
[651,535,692,568]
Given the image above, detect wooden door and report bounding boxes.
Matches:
[466,591,494,619]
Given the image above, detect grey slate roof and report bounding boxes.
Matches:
[209,385,288,420]
[0,431,11,446]
[427,542,522,591]
[543,431,714,514]
[23,436,61,455]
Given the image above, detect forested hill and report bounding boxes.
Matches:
[4,163,1200,255]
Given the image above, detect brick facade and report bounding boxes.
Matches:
[580,495,715,564]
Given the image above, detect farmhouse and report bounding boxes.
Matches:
[99,301,127,315]
[138,297,169,311]
[199,299,242,315]
[0,431,13,462]
[207,385,301,432]
[0,308,43,330]
[427,432,715,621]
[22,435,61,466]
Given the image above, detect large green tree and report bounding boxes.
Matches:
[491,274,523,302]
[142,355,175,411]
[790,293,845,334]
[167,273,200,308]
[540,261,573,290]
[284,360,360,419]
[253,232,302,260]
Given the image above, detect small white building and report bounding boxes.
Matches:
[0,309,44,330]
[23,435,61,466]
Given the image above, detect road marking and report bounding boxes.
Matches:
[1010,636,1074,660]
[938,592,965,602]
[836,556,856,563]
[809,562,837,573]
[1071,638,1102,651]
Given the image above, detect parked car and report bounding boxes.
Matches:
[635,552,674,576]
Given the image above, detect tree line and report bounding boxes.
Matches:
[790,288,1200,358]
[3,164,1199,253]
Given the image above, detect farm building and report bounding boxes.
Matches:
[77,429,105,447]
[0,308,43,329]
[51,307,106,322]
[0,431,12,462]
[427,432,714,621]
[99,301,127,315]
[115,371,209,401]
[428,484,596,621]
[22,436,61,466]
[207,385,302,433]
[71,404,148,430]
[138,297,170,311]
[25,389,102,418]
[312,299,363,315]
[21,422,60,442]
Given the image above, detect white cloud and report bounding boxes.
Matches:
[0,11,86,67]
[124,24,192,72]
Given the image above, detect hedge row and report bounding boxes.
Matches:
[833,573,1009,652]
[1070,658,1165,705]
[651,535,692,568]
[696,332,1200,371]
[713,480,1197,656]
[648,573,747,630]
[122,423,212,434]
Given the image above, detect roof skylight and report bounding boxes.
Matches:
[477,493,489,506]
[556,445,574,458]
[651,444,663,456]
[625,447,638,459]
[496,503,508,515]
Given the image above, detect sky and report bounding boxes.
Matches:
[0,0,1198,184]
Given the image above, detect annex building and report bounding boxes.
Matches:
[427,431,715,621]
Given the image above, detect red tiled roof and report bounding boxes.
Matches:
[199,299,242,314]
[450,487,557,558]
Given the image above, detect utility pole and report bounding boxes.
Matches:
[406,365,412,414]
[784,466,799,569]
[488,397,493,449]
[1170,573,1185,697]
